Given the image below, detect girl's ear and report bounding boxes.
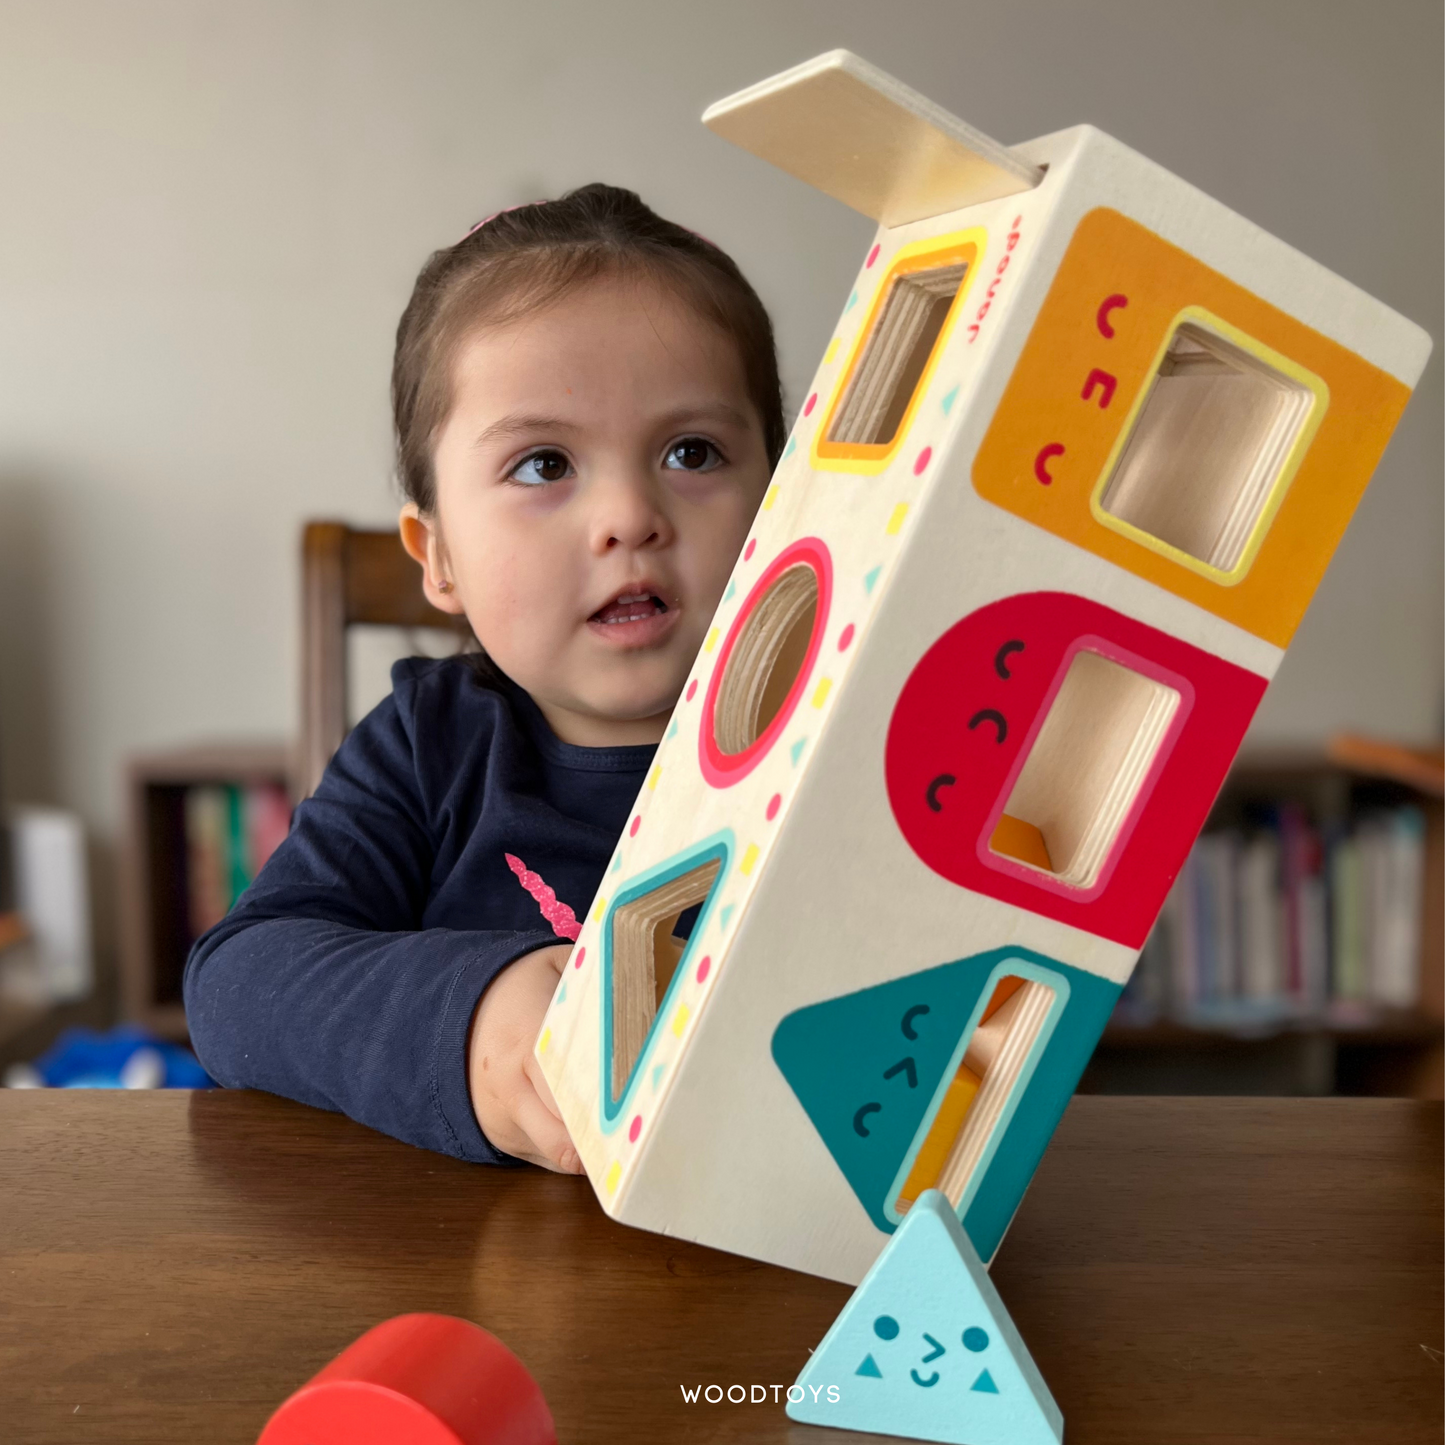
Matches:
[399,503,466,615]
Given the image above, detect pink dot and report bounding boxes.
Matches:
[696,955,711,983]
[744,539,757,561]
[838,623,855,652]
[686,679,698,701]
[629,815,641,837]
[574,946,586,970]
[766,793,781,821]
[866,243,880,268]
[914,446,933,475]
[628,1115,642,1143]
[803,392,818,417]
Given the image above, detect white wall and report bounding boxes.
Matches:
[1,0,1439,859]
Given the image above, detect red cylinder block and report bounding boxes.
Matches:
[257,1313,556,1445]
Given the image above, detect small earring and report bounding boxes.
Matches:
[438,580,454,594]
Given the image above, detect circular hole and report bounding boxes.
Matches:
[713,563,819,756]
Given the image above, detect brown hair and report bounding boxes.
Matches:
[391,183,786,514]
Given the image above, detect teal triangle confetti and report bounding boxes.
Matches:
[783,436,797,460]
[611,853,622,873]
[942,384,960,415]
[666,719,678,741]
[864,565,881,594]
[790,736,808,766]
[651,1063,665,1090]
[787,1191,1062,1444]
[724,580,736,602]
[845,289,859,312]
[556,984,567,1005]
[720,904,735,930]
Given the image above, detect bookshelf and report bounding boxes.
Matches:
[1084,737,1444,1098]
[118,743,293,1040]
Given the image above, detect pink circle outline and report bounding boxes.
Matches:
[699,537,833,789]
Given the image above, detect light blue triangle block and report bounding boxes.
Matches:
[787,1190,1062,1444]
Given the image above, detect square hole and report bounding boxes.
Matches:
[1098,319,1321,575]
[894,973,1057,1215]
[827,262,968,449]
[989,650,1180,891]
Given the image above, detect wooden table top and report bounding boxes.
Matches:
[0,1091,1439,1444]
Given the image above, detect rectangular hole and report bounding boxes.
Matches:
[1099,322,1316,572]
[828,263,967,447]
[894,975,1056,1215]
[990,650,1180,890]
[610,858,720,1101]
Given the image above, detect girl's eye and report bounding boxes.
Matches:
[509,449,572,486]
[664,437,724,473]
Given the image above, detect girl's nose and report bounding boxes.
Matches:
[586,468,674,555]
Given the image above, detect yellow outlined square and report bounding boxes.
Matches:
[813,228,985,476]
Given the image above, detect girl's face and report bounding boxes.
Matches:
[401,272,772,747]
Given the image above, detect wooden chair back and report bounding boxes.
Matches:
[300,522,470,798]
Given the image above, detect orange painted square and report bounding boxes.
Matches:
[972,208,1411,647]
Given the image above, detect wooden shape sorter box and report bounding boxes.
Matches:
[536,49,1432,1284]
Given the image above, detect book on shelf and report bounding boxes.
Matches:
[181,783,291,945]
[1122,802,1427,1031]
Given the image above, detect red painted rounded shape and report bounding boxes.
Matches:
[574,946,586,970]
[699,537,833,789]
[866,243,881,268]
[913,446,932,475]
[256,1314,556,1445]
[628,1115,642,1143]
[838,623,855,652]
[766,793,781,821]
[628,815,640,837]
[803,392,817,417]
[696,955,711,982]
[686,679,698,701]
[743,538,757,561]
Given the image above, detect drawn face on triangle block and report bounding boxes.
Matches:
[885,591,1265,946]
[788,1190,1062,1445]
[772,948,1119,1262]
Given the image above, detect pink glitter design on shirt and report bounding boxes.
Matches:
[504,853,581,941]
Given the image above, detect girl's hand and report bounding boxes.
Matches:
[467,943,583,1173]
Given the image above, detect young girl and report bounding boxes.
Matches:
[183,184,785,1173]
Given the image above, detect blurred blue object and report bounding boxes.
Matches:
[4,1023,214,1089]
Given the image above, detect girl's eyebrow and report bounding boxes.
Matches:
[472,414,579,450]
[652,402,753,432]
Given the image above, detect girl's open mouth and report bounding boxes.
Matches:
[587,591,679,647]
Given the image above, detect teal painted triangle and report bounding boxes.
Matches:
[719,904,735,930]
[611,853,622,872]
[666,718,678,741]
[724,580,736,602]
[942,384,960,416]
[556,984,567,1005]
[845,289,859,312]
[787,1191,1063,1444]
[651,1063,665,1090]
[864,565,881,594]
[790,736,807,766]
[783,436,797,460]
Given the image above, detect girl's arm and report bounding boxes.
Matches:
[182,688,563,1166]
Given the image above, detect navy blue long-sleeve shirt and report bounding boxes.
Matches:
[183,657,656,1163]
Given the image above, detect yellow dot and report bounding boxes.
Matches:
[648,764,662,791]
[670,1003,691,1038]
[762,485,779,511]
[593,895,608,921]
[886,503,910,536]
[604,1161,621,1194]
[538,1028,551,1054]
[812,677,833,709]
[704,628,719,653]
[740,843,759,875]
[824,338,841,364]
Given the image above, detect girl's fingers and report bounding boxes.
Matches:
[510,1081,584,1174]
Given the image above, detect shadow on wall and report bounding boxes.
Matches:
[0,471,60,808]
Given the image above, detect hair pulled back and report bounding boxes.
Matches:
[392,183,786,513]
